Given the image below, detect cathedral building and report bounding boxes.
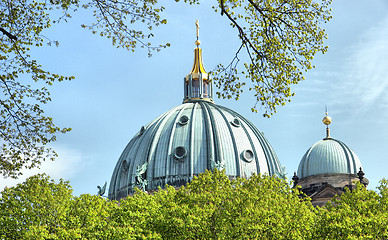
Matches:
[108,22,367,204]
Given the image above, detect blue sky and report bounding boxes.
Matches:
[1,0,388,195]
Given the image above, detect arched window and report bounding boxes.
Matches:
[203,81,209,98]
[185,80,189,100]
[192,79,200,97]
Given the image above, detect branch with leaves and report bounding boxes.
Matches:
[212,0,332,117]
[0,0,76,177]
[81,0,170,57]
[0,0,171,177]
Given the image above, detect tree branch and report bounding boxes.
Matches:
[0,27,17,40]
[218,0,263,59]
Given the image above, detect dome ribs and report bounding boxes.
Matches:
[212,104,241,177]
[109,102,284,199]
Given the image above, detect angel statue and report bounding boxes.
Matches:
[211,159,225,171]
[135,162,148,192]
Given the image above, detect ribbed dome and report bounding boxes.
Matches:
[108,101,284,200]
[297,138,362,179]
[109,25,284,200]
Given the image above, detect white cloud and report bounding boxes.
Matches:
[339,16,388,115]
[0,145,89,191]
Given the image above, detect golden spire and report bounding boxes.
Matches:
[322,107,332,139]
[183,20,213,103]
[190,20,207,76]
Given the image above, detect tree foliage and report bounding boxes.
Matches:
[147,169,315,239]
[212,0,332,117]
[313,180,388,239]
[80,0,169,55]
[0,0,74,178]
[0,174,160,239]
[0,171,315,239]
[0,0,168,177]
[0,174,74,239]
[2,172,388,239]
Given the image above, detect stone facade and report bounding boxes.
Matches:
[296,173,359,207]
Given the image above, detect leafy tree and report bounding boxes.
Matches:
[65,194,161,239]
[111,190,162,239]
[0,174,160,239]
[0,174,74,239]
[313,180,388,240]
[4,172,388,240]
[145,169,315,239]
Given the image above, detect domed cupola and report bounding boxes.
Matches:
[108,21,285,200]
[293,112,368,206]
[183,20,213,103]
[297,113,362,178]
[297,139,362,178]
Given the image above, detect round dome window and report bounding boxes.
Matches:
[231,118,241,127]
[242,149,254,162]
[174,146,188,160]
[178,115,189,125]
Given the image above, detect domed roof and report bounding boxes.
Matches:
[108,101,284,200]
[297,138,362,179]
[297,114,362,179]
[108,22,284,200]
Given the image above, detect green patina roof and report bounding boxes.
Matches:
[297,138,362,179]
[109,101,284,200]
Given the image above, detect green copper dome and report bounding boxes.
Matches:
[108,26,284,200]
[108,101,284,200]
[297,137,362,179]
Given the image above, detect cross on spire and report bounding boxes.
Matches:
[195,20,200,40]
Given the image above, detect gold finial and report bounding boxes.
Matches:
[322,112,332,126]
[322,107,332,139]
[195,20,201,46]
